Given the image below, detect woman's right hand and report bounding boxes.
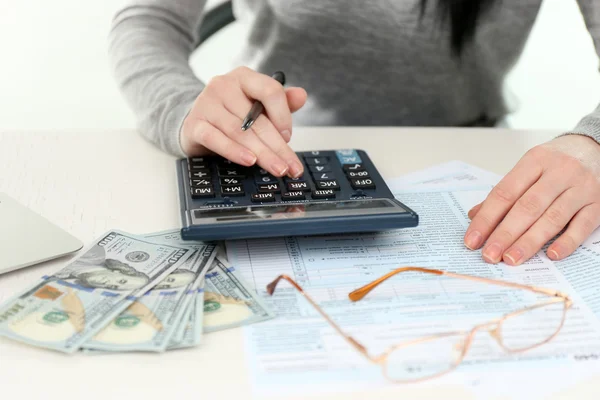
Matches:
[180,66,308,178]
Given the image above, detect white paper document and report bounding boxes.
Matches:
[226,161,600,397]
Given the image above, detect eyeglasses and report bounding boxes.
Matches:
[266,267,572,383]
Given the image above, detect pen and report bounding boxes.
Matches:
[241,71,286,131]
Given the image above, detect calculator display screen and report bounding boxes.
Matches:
[192,199,404,224]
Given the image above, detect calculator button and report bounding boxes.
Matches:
[315,180,340,190]
[306,151,322,156]
[218,159,238,167]
[338,155,361,164]
[191,187,215,199]
[335,149,363,165]
[255,175,278,184]
[346,170,370,179]
[218,169,245,178]
[342,163,365,172]
[287,181,310,192]
[313,172,335,181]
[256,168,270,175]
[304,157,328,165]
[257,183,281,193]
[311,189,336,200]
[309,165,332,173]
[335,149,357,156]
[281,191,306,201]
[221,185,245,196]
[350,178,376,189]
[251,193,276,203]
[190,163,209,170]
[191,157,206,163]
[285,176,306,183]
[220,177,243,186]
[191,179,212,187]
[190,169,211,179]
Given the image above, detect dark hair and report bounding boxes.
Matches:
[420,0,499,56]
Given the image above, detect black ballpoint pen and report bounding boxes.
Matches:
[241,71,286,131]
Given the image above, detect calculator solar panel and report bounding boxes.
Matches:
[176,149,418,240]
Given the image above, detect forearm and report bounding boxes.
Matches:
[108,1,207,156]
[571,1,600,144]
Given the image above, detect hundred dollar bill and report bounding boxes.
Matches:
[168,251,275,349]
[83,232,216,352]
[0,231,193,353]
[202,251,275,333]
[168,281,205,350]
[143,231,209,346]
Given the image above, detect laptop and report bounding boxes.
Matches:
[0,192,83,275]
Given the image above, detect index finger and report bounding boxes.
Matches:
[231,67,292,137]
[464,153,543,250]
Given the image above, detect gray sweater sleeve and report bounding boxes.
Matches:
[572,1,600,142]
[108,0,207,157]
[109,0,600,156]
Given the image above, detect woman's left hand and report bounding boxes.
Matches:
[464,134,600,266]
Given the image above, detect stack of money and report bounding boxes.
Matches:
[0,230,275,353]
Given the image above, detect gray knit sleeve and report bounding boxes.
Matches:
[108,0,207,156]
[570,2,600,142]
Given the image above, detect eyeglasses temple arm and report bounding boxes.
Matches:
[348,267,443,301]
[442,271,567,298]
[267,275,371,358]
[348,267,567,302]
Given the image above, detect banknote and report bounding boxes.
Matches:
[0,231,193,353]
[83,232,216,352]
[168,283,205,350]
[202,251,275,333]
[168,250,275,349]
[147,231,209,349]
[147,232,209,346]
[169,294,197,346]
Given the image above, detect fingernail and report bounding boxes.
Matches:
[468,207,476,219]
[289,161,304,178]
[281,130,291,142]
[503,248,524,266]
[465,231,483,250]
[548,248,560,260]
[272,161,288,176]
[483,243,503,263]
[240,151,257,166]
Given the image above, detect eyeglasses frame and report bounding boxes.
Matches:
[266,266,572,383]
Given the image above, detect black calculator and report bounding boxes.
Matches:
[176,149,418,240]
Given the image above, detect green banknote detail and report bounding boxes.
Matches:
[168,278,206,350]
[82,235,216,352]
[168,248,276,350]
[0,231,193,353]
[202,251,275,333]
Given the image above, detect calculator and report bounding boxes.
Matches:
[176,149,418,241]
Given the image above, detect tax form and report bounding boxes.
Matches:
[226,161,600,397]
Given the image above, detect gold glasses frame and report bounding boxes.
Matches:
[266,267,573,383]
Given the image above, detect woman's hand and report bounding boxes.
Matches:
[180,66,308,178]
[464,134,600,265]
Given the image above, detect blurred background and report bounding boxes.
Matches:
[0,0,599,133]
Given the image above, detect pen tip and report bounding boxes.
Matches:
[241,118,254,132]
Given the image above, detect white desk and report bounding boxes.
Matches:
[0,128,597,399]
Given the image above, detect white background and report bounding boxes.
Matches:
[0,0,599,133]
